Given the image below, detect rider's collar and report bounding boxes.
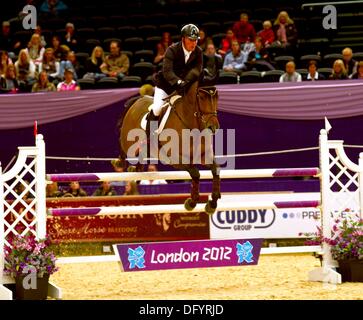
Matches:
[182,43,192,63]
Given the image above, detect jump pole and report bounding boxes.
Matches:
[47,168,320,182]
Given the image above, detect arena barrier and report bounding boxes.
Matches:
[1,128,363,299]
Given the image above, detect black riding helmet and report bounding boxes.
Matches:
[181,24,200,40]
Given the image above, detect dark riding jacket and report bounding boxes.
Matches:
[154,41,203,94]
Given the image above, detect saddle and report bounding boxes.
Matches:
[141,94,182,134]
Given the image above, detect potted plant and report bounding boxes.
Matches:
[324,215,363,282]
[301,214,363,282]
[3,233,59,300]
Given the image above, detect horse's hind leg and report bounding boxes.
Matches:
[184,166,200,211]
[205,160,221,215]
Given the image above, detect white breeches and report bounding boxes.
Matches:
[152,86,168,116]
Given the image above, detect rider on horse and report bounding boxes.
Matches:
[146,24,203,138]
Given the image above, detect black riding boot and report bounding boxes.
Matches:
[145,110,159,160]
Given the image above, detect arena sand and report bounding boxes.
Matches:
[51,254,363,300]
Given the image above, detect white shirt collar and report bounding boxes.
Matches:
[182,43,192,64]
[307,72,319,80]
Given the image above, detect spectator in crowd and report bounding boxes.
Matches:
[0,64,19,93]
[64,22,78,52]
[26,33,45,70]
[63,181,87,197]
[40,0,68,17]
[50,35,69,61]
[0,50,13,77]
[0,21,21,57]
[34,25,47,48]
[39,48,60,81]
[14,49,36,88]
[139,164,168,185]
[257,20,275,48]
[304,60,325,81]
[32,70,57,92]
[329,59,348,80]
[46,182,63,197]
[223,40,247,74]
[202,42,223,85]
[351,61,363,79]
[59,51,81,80]
[154,32,172,65]
[273,11,298,50]
[342,47,357,76]
[218,29,236,58]
[101,41,129,80]
[92,181,117,196]
[246,36,274,71]
[198,29,212,52]
[57,68,80,91]
[232,13,256,44]
[123,181,139,195]
[32,70,56,92]
[279,61,302,82]
[83,46,106,81]
[110,159,126,187]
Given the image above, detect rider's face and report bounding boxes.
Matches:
[183,37,198,52]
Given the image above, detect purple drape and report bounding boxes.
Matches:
[1,80,363,130]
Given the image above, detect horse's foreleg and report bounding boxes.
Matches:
[205,161,221,215]
[184,166,200,211]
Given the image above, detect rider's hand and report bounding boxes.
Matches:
[176,80,187,94]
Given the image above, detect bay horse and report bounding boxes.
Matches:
[118,81,220,214]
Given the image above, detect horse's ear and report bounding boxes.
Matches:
[198,86,217,96]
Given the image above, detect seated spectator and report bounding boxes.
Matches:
[39,48,60,81]
[0,64,19,93]
[342,47,357,76]
[15,49,36,88]
[0,50,13,77]
[83,46,107,81]
[63,181,87,197]
[329,59,348,80]
[304,60,325,81]
[101,41,129,80]
[223,40,248,74]
[246,36,274,71]
[124,83,155,109]
[351,61,363,79]
[57,68,80,91]
[232,13,256,44]
[59,51,81,80]
[64,22,78,52]
[257,20,275,48]
[32,70,57,92]
[198,29,212,52]
[154,32,172,65]
[92,181,117,196]
[40,0,68,17]
[202,43,223,86]
[34,25,47,48]
[26,33,45,71]
[0,21,21,57]
[51,35,69,61]
[110,159,126,187]
[139,164,168,185]
[279,61,302,82]
[273,11,298,49]
[46,182,63,197]
[124,181,139,195]
[218,29,236,58]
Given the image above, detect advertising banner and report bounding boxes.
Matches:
[114,238,263,272]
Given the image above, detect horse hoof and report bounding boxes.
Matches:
[184,198,197,211]
[205,200,217,215]
[127,166,136,172]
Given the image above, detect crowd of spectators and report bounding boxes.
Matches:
[0,6,362,92]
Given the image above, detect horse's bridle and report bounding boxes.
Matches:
[194,87,218,126]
